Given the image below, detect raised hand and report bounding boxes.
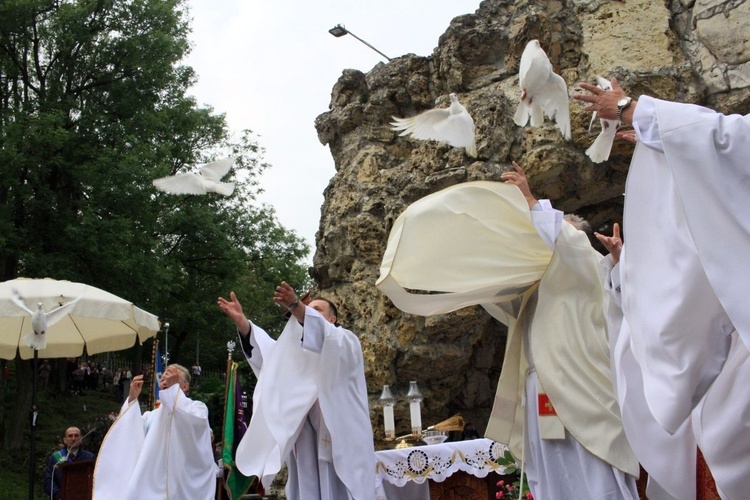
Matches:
[595,222,623,264]
[574,77,628,122]
[218,291,250,335]
[129,374,144,403]
[500,161,538,208]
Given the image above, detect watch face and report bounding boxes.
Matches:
[618,97,631,107]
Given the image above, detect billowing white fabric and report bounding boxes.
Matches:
[622,97,750,433]
[93,384,215,499]
[377,181,552,317]
[236,309,376,500]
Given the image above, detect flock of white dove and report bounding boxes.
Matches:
[392,39,617,164]
[151,40,615,200]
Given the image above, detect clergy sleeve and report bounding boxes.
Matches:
[300,307,328,354]
[599,255,622,305]
[239,321,276,376]
[631,95,663,151]
[158,384,178,411]
[530,199,563,250]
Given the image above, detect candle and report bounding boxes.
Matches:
[378,385,396,439]
[406,381,423,436]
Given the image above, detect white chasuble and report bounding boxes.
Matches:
[93,384,215,500]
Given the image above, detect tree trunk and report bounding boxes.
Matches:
[55,358,68,393]
[4,358,32,450]
[0,359,6,448]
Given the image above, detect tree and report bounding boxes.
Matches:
[0,0,310,452]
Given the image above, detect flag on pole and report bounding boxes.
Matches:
[154,345,164,409]
[222,362,257,498]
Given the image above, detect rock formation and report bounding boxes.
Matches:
[312,0,750,441]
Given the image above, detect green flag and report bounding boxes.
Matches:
[222,362,257,499]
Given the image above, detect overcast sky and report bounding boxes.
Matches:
[184,0,481,260]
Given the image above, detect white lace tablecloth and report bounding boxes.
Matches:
[375,438,509,488]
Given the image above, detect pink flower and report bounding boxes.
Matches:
[496,480,505,487]
[525,492,534,500]
[496,492,505,499]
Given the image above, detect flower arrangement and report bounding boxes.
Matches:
[494,449,533,500]
[496,479,533,499]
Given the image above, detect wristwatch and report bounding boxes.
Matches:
[616,96,633,122]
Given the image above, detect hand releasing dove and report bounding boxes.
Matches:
[11,290,80,350]
[513,40,571,140]
[152,157,235,196]
[391,93,477,157]
[585,76,619,163]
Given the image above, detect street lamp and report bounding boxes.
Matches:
[328,24,392,62]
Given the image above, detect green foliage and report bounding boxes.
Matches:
[0,0,312,452]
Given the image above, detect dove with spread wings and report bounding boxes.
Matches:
[391,93,477,157]
[514,39,571,140]
[585,76,619,163]
[11,290,80,350]
[152,157,236,196]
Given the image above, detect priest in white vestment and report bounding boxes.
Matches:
[375,170,639,500]
[93,364,216,500]
[577,78,750,499]
[218,282,376,500]
[492,164,639,499]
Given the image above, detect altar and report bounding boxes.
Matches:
[374,438,511,500]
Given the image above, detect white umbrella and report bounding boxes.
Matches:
[0,277,160,360]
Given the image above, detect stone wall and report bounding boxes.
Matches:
[311,0,750,441]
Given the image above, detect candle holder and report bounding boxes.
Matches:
[406,381,424,436]
[378,385,396,440]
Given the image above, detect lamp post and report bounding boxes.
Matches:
[162,322,170,367]
[406,381,424,436]
[378,385,397,440]
[328,24,392,62]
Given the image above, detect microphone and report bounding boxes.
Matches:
[73,423,102,448]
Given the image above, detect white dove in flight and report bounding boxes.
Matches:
[585,76,619,163]
[11,290,80,350]
[513,39,571,140]
[152,157,236,196]
[390,93,477,157]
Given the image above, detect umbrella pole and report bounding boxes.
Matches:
[28,348,39,500]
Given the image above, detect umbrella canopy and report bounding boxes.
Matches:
[0,277,160,360]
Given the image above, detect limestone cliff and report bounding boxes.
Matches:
[311,0,750,440]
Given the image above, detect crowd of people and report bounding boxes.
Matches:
[35,357,133,399]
